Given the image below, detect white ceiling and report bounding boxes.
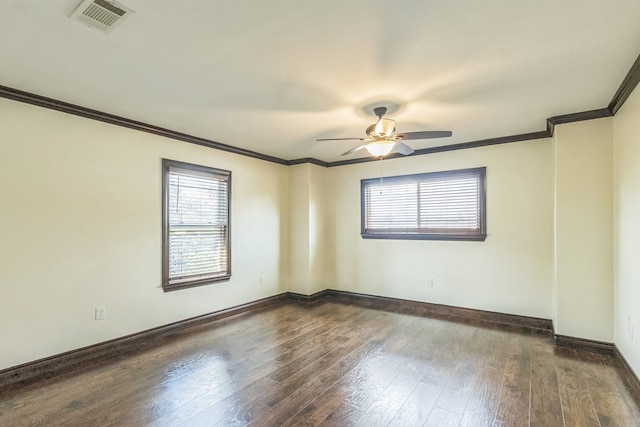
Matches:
[1,0,640,162]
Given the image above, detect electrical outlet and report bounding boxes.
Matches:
[628,315,632,332]
[426,278,434,288]
[95,306,106,321]
[260,276,265,285]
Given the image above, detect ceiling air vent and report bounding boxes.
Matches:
[70,0,133,33]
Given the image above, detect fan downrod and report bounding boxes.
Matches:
[373,107,387,119]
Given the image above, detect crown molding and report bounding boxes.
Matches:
[0,85,290,166]
[2,46,639,169]
[546,108,613,135]
[609,51,640,115]
[286,157,330,167]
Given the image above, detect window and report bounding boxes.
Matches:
[361,167,486,241]
[162,159,231,291]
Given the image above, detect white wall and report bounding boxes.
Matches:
[0,98,289,370]
[327,141,555,319]
[613,84,640,378]
[553,118,614,341]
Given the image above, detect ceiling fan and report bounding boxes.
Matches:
[317,107,452,158]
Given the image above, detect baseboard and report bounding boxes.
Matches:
[286,290,329,305]
[614,345,640,402]
[554,334,615,355]
[0,293,289,393]
[323,289,553,332]
[4,288,636,400]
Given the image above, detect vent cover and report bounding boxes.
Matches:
[70,0,133,33]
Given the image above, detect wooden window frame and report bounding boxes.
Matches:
[361,167,487,241]
[162,159,231,292]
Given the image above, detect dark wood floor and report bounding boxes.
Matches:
[1,301,639,426]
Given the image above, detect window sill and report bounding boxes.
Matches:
[162,274,232,292]
[361,233,487,241]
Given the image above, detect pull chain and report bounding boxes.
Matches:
[379,157,384,194]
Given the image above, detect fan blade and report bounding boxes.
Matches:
[395,131,452,140]
[392,141,414,155]
[316,137,367,141]
[341,144,367,156]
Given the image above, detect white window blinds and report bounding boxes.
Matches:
[162,160,231,291]
[361,167,486,241]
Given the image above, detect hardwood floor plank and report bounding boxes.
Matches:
[387,381,442,427]
[524,329,565,427]
[0,307,307,425]
[148,307,365,426]
[431,323,482,415]
[423,406,462,427]
[2,302,640,426]
[257,335,351,407]
[355,319,450,426]
[555,348,601,427]
[319,316,457,425]
[316,331,424,425]
[121,306,344,426]
[530,350,564,426]
[256,311,412,426]
[180,397,272,427]
[492,331,533,427]
[458,328,512,427]
[353,362,423,426]
[277,382,353,427]
[272,329,387,426]
[604,355,640,426]
[578,351,640,427]
[115,306,346,426]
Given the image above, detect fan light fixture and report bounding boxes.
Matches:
[316,105,452,158]
[365,140,395,157]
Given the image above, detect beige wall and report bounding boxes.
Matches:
[2,86,638,374]
[553,118,614,341]
[326,141,555,318]
[613,84,640,378]
[308,164,328,294]
[0,98,289,370]
[287,164,310,294]
[287,164,328,294]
